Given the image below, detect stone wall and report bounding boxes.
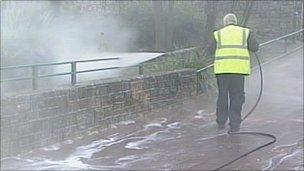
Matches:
[0,69,197,157]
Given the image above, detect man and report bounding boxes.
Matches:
[99,32,109,51]
[209,13,259,132]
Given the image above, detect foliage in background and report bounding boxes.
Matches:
[170,2,206,49]
[120,2,155,51]
[119,1,208,51]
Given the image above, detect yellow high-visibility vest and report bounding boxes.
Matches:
[213,25,251,75]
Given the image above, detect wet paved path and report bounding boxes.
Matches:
[1,48,303,170]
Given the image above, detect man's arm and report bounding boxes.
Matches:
[247,31,259,52]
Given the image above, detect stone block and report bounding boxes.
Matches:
[16,98,32,114]
[101,105,113,118]
[122,80,131,91]
[96,84,108,95]
[1,116,13,128]
[77,98,91,110]
[18,134,36,149]
[123,90,133,106]
[38,107,57,119]
[17,111,38,123]
[90,85,100,96]
[110,92,124,104]
[56,105,69,116]
[90,96,101,108]
[112,102,124,111]
[76,109,95,128]
[100,95,111,107]
[131,80,144,92]
[1,140,9,157]
[94,107,105,125]
[29,120,43,134]
[41,91,57,98]
[150,101,164,110]
[77,86,93,99]
[56,95,68,108]
[57,126,75,141]
[1,98,17,116]
[66,112,78,126]
[55,89,69,97]
[149,79,158,88]
[112,114,128,124]
[9,140,21,155]
[107,81,123,93]
[68,88,78,101]
[68,100,79,112]
[50,116,67,131]
[125,105,135,114]
[1,126,12,141]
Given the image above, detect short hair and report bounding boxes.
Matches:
[223,13,237,26]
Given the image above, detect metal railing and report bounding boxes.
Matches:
[1,29,302,92]
[1,58,120,90]
[196,28,303,94]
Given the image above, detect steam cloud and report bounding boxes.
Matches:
[1,1,163,95]
[1,1,137,64]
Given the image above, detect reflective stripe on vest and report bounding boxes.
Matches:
[213,25,251,75]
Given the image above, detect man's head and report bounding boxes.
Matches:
[223,13,237,26]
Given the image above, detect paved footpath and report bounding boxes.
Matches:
[1,48,303,170]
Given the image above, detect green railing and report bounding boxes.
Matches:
[196,28,304,94]
[1,58,120,90]
[1,49,204,92]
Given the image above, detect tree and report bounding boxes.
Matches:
[202,1,218,44]
[152,1,166,51]
[165,0,175,51]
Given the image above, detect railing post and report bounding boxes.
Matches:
[284,38,287,53]
[195,49,200,58]
[138,64,143,75]
[71,62,77,85]
[32,66,38,90]
[181,58,185,68]
[196,71,200,95]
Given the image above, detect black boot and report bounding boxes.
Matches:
[229,126,240,133]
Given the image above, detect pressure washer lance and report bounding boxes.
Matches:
[214,52,277,170]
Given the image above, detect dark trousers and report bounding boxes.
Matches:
[216,74,245,128]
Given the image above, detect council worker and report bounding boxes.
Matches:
[209,13,259,132]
